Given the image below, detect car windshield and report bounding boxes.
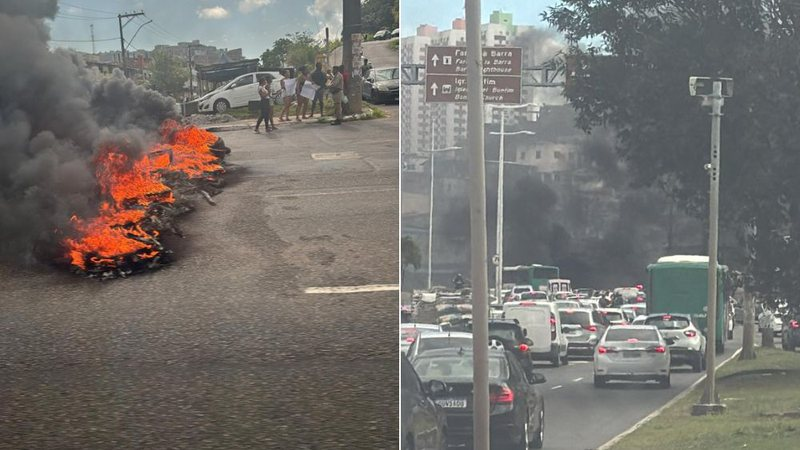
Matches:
[606,328,660,342]
[418,337,473,354]
[401,326,436,339]
[375,68,398,81]
[645,316,691,330]
[513,287,530,293]
[413,355,508,381]
[560,310,591,326]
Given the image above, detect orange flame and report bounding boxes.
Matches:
[63,121,224,272]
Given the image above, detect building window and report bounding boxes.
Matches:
[554,151,563,160]
[520,151,527,160]
[535,150,542,159]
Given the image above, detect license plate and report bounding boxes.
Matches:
[623,351,641,358]
[436,398,468,409]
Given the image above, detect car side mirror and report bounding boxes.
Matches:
[527,371,546,385]
[427,379,447,396]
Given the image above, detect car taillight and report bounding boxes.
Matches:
[549,316,557,326]
[597,346,608,354]
[651,346,666,353]
[550,313,557,339]
[520,301,537,306]
[636,296,644,303]
[583,325,597,332]
[684,330,697,338]
[627,338,639,343]
[662,315,672,320]
[405,337,415,343]
[518,344,529,352]
[490,386,514,404]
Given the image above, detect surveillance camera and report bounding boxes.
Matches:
[689,76,734,97]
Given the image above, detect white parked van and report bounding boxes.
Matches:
[197,71,282,114]
[503,300,569,366]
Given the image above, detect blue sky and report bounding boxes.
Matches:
[400,0,559,37]
[48,0,341,59]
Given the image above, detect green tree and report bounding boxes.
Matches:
[401,236,422,281]
[544,0,800,307]
[149,50,187,98]
[260,32,320,69]
[362,0,397,34]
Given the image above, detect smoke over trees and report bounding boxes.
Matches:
[0,0,176,264]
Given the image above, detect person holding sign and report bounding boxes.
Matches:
[294,66,310,121]
[278,69,294,122]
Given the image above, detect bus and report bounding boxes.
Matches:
[646,255,728,353]
[503,264,560,291]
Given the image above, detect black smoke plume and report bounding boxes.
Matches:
[0,1,177,264]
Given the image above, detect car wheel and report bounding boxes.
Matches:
[213,99,229,114]
[561,353,569,365]
[594,375,606,388]
[659,374,671,388]
[531,408,544,449]
[551,348,561,368]
[516,413,529,450]
[692,353,703,373]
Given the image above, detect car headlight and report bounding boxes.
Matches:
[377,85,389,92]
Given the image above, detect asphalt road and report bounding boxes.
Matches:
[535,327,743,450]
[0,107,399,449]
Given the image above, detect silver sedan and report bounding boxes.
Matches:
[593,325,671,388]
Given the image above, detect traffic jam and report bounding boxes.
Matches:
[401,255,737,449]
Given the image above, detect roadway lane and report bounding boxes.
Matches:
[0,108,398,449]
[536,328,743,450]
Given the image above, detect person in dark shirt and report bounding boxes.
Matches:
[309,62,327,118]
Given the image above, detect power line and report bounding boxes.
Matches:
[51,37,117,42]
[143,14,185,43]
[55,13,117,21]
[58,2,118,15]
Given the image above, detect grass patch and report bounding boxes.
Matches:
[612,348,800,450]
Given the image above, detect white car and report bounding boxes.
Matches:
[405,331,473,361]
[642,313,705,372]
[554,300,582,310]
[503,300,569,367]
[197,71,282,114]
[401,323,441,354]
[594,325,671,388]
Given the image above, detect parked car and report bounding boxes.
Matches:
[594,325,671,388]
[391,28,400,38]
[413,347,546,449]
[643,313,706,372]
[362,67,399,103]
[373,29,392,40]
[401,355,448,450]
[504,301,569,366]
[197,71,282,114]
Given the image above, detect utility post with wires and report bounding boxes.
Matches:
[118,10,145,77]
[187,43,201,99]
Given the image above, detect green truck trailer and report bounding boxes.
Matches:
[646,255,728,354]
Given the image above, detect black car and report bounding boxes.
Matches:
[781,313,800,351]
[401,355,448,450]
[362,67,399,103]
[468,319,536,372]
[412,347,546,449]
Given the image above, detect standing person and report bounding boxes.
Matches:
[327,65,343,125]
[339,65,351,115]
[266,75,277,131]
[309,62,327,118]
[295,66,309,121]
[254,78,271,133]
[362,58,373,78]
[279,69,293,122]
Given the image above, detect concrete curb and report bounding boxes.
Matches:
[596,347,743,450]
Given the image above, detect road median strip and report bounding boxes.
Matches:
[601,347,800,450]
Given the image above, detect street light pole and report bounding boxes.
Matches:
[428,114,435,290]
[488,104,534,305]
[689,77,731,416]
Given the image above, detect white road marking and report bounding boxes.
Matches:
[267,188,395,199]
[311,151,360,160]
[304,284,399,294]
[573,377,583,382]
[597,347,743,450]
[551,385,563,390]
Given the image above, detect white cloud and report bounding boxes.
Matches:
[239,0,273,13]
[307,0,342,38]
[197,6,230,19]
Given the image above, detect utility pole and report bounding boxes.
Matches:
[90,24,95,54]
[117,11,145,77]
[342,0,363,114]
[427,109,436,290]
[466,0,490,448]
[689,76,732,416]
[325,27,330,69]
